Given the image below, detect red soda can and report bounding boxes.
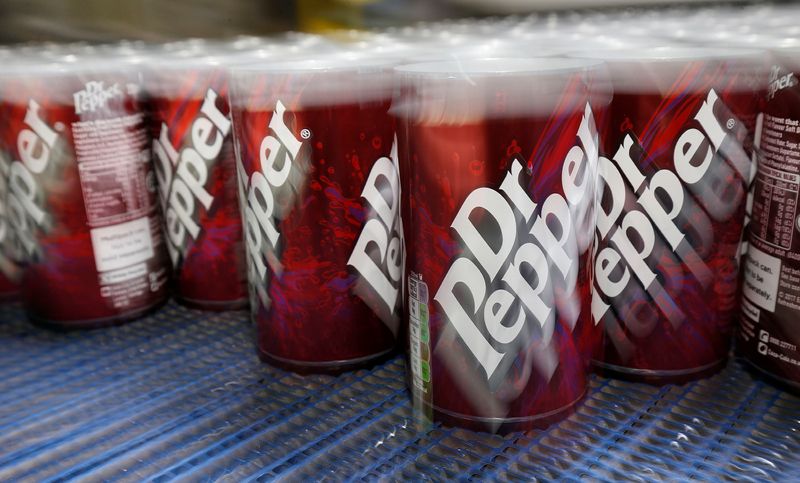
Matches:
[396,58,609,432]
[145,56,248,310]
[580,48,765,383]
[0,57,170,327]
[230,56,400,373]
[738,42,800,392]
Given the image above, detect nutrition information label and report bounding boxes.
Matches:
[752,114,800,250]
[73,108,160,310]
[742,109,800,371]
[408,272,432,424]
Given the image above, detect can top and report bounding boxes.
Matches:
[573,46,764,62]
[0,52,141,77]
[0,51,147,106]
[570,47,766,94]
[393,57,611,124]
[228,52,396,109]
[229,52,397,74]
[398,38,575,63]
[141,41,316,99]
[395,56,604,77]
[723,36,800,58]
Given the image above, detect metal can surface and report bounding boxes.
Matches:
[230,56,400,373]
[396,57,608,432]
[581,47,765,383]
[0,57,171,327]
[738,43,800,392]
[145,56,248,311]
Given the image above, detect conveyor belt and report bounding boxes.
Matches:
[0,301,798,481]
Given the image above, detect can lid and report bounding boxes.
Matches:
[228,52,396,109]
[0,52,141,77]
[229,51,397,74]
[143,44,299,98]
[395,56,604,77]
[0,52,145,105]
[393,57,610,124]
[721,36,800,53]
[569,47,766,94]
[572,46,764,62]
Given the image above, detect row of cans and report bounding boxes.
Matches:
[1,3,800,433]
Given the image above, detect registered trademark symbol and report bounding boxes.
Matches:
[300,128,312,139]
[727,119,735,129]
[54,122,65,131]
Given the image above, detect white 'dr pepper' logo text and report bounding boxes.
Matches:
[435,103,598,392]
[236,100,304,308]
[74,81,123,115]
[153,88,231,266]
[592,89,752,357]
[7,100,59,262]
[347,137,403,334]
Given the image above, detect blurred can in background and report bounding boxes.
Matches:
[145,53,248,311]
[738,43,800,392]
[0,56,170,327]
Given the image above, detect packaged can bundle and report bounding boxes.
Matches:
[395,58,610,432]
[738,41,800,392]
[230,55,400,373]
[144,54,248,310]
[580,48,766,383]
[0,56,170,327]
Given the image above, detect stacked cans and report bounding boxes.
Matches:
[2,3,800,432]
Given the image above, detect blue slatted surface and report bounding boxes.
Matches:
[1,301,799,481]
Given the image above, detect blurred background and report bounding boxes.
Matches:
[0,0,772,43]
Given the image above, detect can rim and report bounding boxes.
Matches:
[394,56,604,77]
[571,46,764,62]
[229,53,397,74]
[0,54,140,77]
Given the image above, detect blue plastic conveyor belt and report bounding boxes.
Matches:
[1,301,799,481]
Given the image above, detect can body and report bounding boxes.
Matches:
[1,70,170,327]
[738,50,800,390]
[231,71,399,373]
[397,62,601,432]
[592,58,763,382]
[147,67,248,310]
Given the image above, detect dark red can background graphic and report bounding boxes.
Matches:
[586,49,766,383]
[0,61,170,327]
[0,272,17,301]
[738,46,800,391]
[230,58,400,373]
[146,61,248,310]
[396,58,609,432]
